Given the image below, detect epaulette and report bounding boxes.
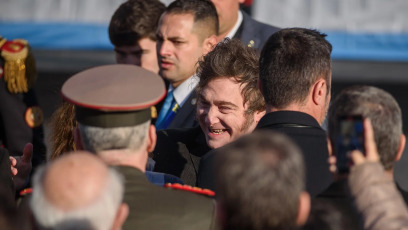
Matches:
[164,183,215,197]
[16,188,33,207]
[0,37,36,93]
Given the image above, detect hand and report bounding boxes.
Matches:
[327,152,349,181]
[10,155,18,176]
[327,118,380,176]
[327,138,337,174]
[328,155,337,174]
[9,143,33,190]
[349,118,380,166]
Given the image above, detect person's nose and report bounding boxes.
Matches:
[205,107,220,126]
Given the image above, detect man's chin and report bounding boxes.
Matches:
[160,70,175,80]
[207,139,228,150]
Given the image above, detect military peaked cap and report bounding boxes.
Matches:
[61,64,166,128]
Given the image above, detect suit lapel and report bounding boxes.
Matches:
[168,91,198,129]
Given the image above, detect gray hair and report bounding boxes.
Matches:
[328,85,403,170]
[30,165,125,230]
[78,120,150,153]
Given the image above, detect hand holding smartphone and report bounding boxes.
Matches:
[334,115,365,173]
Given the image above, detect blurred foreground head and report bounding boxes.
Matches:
[30,152,128,230]
[215,131,310,230]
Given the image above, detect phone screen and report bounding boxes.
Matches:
[335,115,364,173]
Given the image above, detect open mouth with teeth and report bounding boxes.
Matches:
[210,128,227,134]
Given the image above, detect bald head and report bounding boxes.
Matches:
[31,152,126,230]
[43,152,108,211]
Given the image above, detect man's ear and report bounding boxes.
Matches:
[395,134,406,162]
[73,126,84,151]
[202,35,218,55]
[146,124,157,153]
[254,110,266,123]
[311,78,327,106]
[112,203,129,230]
[296,192,310,226]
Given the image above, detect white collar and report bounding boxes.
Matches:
[225,10,243,39]
[169,75,198,106]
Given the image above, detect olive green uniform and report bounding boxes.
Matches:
[117,166,218,230]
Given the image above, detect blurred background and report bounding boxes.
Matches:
[1,0,408,185]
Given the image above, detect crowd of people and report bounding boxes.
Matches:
[1,0,407,229]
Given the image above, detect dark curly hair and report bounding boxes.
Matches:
[196,38,265,115]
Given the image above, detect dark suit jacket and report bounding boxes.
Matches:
[315,179,363,230]
[117,166,217,230]
[167,91,199,129]
[196,148,216,190]
[256,111,332,195]
[233,11,280,50]
[153,126,210,186]
[198,111,333,197]
[0,148,14,201]
[396,182,408,205]
[256,111,333,196]
[316,179,408,230]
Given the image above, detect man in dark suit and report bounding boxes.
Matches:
[211,0,279,49]
[153,39,265,186]
[256,28,333,196]
[198,28,333,196]
[155,0,218,130]
[62,64,217,230]
[317,85,408,230]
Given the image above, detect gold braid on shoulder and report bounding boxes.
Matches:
[0,38,36,93]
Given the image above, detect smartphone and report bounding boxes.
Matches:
[334,115,365,173]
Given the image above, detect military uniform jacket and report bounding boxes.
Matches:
[0,79,46,170]
[117,166,217,230]
[0,41,46,171]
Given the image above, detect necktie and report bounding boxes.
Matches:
[156,91,179,130]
